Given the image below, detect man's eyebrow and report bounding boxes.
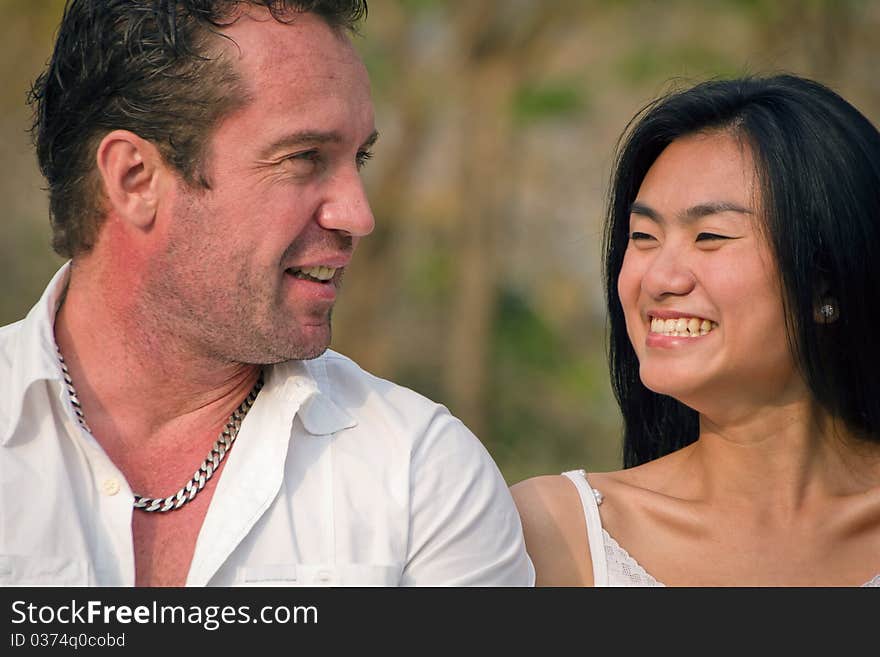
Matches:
[361,130,379,149]
[629,200,753,223]
[260,129,379,158]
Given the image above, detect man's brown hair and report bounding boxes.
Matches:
[28,0,368,257]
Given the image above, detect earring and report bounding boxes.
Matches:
[814,299,839,323]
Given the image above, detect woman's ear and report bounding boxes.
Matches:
[95,130,164,230]
[813,299,840,324]
[812,280,840,324]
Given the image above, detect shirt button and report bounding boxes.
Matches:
[101,478,121,496]
[316,569,332,583]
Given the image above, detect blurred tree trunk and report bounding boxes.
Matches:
[336,102,430,376]
[754,0,857,81]
[446,56,514,441]
[443,2,574,442]
[332,8,433,377]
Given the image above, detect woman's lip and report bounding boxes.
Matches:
[646,310,715,322]
[645,330,715,348]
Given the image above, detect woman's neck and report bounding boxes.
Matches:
[681,401,880,515]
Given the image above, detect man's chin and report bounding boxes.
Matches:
[252,339,329,365]
[296,342,331,361]
[249,314,332,363]
[287,323,332,361]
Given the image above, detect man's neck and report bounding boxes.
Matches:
[54,261,262,457]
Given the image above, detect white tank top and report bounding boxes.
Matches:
[562,469,880,587]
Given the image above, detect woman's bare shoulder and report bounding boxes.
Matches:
[591,445,699,495]
[510,474,595,586]
[510,473,580,508]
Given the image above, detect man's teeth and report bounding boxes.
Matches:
[650,317,716,337]
[290,266,337,281]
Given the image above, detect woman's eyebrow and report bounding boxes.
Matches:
[630,200,753,223]
[681,201,753,221]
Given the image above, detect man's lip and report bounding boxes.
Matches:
[285,256,351,271]
[282,270,338,300]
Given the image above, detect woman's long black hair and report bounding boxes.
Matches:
[603,75,880,468]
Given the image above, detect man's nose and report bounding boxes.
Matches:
[316,167,375,238]
[641,245,696,299]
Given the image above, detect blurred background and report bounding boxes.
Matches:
[4,0,880,484]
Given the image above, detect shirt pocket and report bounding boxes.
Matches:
[235,563,401,586]
[0,554,90,586]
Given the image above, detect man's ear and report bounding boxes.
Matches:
[95,130,164,230]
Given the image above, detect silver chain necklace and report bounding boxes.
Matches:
[56,347,263,513]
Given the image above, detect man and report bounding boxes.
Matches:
[0,0,533,586]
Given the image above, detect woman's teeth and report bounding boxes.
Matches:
[650,317,716,337]
[289,266,337,282]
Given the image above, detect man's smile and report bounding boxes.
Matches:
[287,265,337,282]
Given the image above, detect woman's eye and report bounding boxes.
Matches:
[629,231,656,241]
[695,232,730,241]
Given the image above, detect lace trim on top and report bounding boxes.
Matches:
[562,469,662,587]
[564,469,880,587]
[601,528,664,587]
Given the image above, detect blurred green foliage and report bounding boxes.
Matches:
[513,81,587,124]
[618,45,742,85]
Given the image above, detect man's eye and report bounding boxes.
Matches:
[288,150,320,163]
[695,232,730,241]
[356,149,374,170]
[278,150,322,176]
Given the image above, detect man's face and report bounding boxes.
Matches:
[145,9,376,364]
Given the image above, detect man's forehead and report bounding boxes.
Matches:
[218,8,359,71]
[205,7,374,148]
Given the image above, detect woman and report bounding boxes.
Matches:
[512,74,880,586]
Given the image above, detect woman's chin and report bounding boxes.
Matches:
[640,367,703,400]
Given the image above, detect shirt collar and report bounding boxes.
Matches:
[1,263,357,445]
[1,263,71,446]
[267,356,358,436]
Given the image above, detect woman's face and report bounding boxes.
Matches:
[617,131,808,416]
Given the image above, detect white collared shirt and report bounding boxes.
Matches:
[0,265,534,586]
